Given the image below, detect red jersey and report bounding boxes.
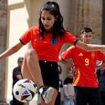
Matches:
[20,26,77,62]
[61,46,105,88]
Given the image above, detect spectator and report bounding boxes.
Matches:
[63,70,75,105]
[10,57,24,105]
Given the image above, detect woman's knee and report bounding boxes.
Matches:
[24,48,38,60]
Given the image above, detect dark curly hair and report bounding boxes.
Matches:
[81,27,93,34]
[39,1,65,39]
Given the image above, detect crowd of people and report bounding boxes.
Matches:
[0,1,105,105]
[10,56,105,105]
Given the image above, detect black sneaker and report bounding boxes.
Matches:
[38,86,55,103]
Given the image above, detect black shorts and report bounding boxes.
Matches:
[39,60,59,90]
[75,87,102,105]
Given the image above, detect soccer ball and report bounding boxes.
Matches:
[13,78,38,103]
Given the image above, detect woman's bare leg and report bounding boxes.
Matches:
[21,48,44,87]
[41,90,58,105]
[21,48,57,105]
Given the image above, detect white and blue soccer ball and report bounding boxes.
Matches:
[13,78,38,103]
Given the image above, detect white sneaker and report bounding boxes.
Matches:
[38,86,55,103]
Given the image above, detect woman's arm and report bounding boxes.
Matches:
[76,40,105,51]
[0,42,23,59]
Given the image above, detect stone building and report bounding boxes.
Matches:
[0,0,105,104]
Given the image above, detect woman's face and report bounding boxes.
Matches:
[41,10,56,31]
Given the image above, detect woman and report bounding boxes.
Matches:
[0,1,105,105]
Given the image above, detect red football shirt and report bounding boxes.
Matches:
[61,46,105,88]
[20,26,77,62]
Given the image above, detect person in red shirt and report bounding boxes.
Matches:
[59,27,105,105]
[0,1,105,105]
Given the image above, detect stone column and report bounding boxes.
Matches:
[102,0,105,44]
[72,0,102,44]
[0,0,8,104]
[58,0,102,43]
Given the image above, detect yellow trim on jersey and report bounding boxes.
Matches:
[73,69,80,86]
